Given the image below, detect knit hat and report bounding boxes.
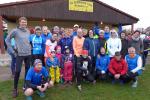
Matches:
[82,50,88,55]
[34,59,42,66]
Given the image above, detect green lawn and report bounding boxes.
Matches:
[0,65,150,100]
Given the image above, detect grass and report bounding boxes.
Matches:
[0,65,150,100]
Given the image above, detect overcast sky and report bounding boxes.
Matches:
[0,0,149,29]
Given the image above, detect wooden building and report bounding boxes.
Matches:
[0,0,139,53]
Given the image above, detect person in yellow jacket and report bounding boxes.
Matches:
[46,50,60,85]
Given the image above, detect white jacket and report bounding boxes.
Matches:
[107,38,122,57]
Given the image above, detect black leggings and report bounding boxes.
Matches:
[14,55,31,89]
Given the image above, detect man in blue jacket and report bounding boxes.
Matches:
[125,47,142,88]
[24,59,50,100]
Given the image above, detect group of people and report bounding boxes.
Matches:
[5,17,150,100]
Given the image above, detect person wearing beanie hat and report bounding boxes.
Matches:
[61,46,74,85]
[24,59,51,100]
[76,49,95,91]
[108,51,128,84]
[29,26,44,65]
[46,49,60,85]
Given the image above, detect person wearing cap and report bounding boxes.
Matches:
[76,49,95,91]
[41,26,52,65]
[107,29,122,58]
[29,26,44,65]
[108,51,128,84]
[93,22,100,39]
[96,47,110,80]
[58,29,73,54]
[5,17,31,97]
[46,50,60,85]
[61,46,74,85]
[125,47,142,88]
[83,29,100,77]
[24,59,51,100]
[72,24,79,37]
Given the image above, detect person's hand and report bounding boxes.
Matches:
[97,54,100,58]
[48,81,54,88]
[114,74,120,79]
[88,56,91,59]
[101,70,106,74]
[37,86,45,92]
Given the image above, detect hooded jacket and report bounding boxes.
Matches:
[107,32,122,57]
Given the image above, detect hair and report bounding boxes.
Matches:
[18,17,27,22]
[133,30,141,34]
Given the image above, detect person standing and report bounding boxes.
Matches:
[120,31,129,58]
[107,29,122,58]
[6,17,31,98]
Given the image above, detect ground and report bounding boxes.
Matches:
[0,54,150,100]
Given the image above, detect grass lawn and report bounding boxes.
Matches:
[0,65,150,100]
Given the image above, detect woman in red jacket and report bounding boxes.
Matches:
[108,51,128,84]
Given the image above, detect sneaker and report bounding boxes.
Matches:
[36,91,45,98]
[77,85,82,91]
[132,81,138,88]
[142,67,145,71]
[12,89,18,98]
[64,81,68,85]
[69,81,73,85]
[26,96,32,100]
[112,80,116,84]
[119,80,124,85]
[92,80,96,85]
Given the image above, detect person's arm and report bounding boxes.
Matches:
[140,39,144,53]
[45,40,52,58]
[5,29,17,55]
[120,60,128,75]
[46,58,53,67]
[108,60,116,75]
[96,57,100,70]
[83,38,89,50]
[107,39,112,55]
[104,56,110,72]
[118,38,122,52]
[26,80,38,90]
[131,56,142,73]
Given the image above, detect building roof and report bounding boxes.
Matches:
[0,0,139,25]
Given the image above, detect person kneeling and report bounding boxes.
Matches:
[24,59,52,100]
[76,50,95,91]
[125,47,142,88]
[96,47,110,80]
[108,52,128,84]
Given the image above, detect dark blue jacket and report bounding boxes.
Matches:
[83,37,100,57]
[58,37,73,54]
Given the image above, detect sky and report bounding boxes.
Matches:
[0,0,149,29]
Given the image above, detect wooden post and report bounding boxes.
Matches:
[131,24,134,33]
[0,16,5,54]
